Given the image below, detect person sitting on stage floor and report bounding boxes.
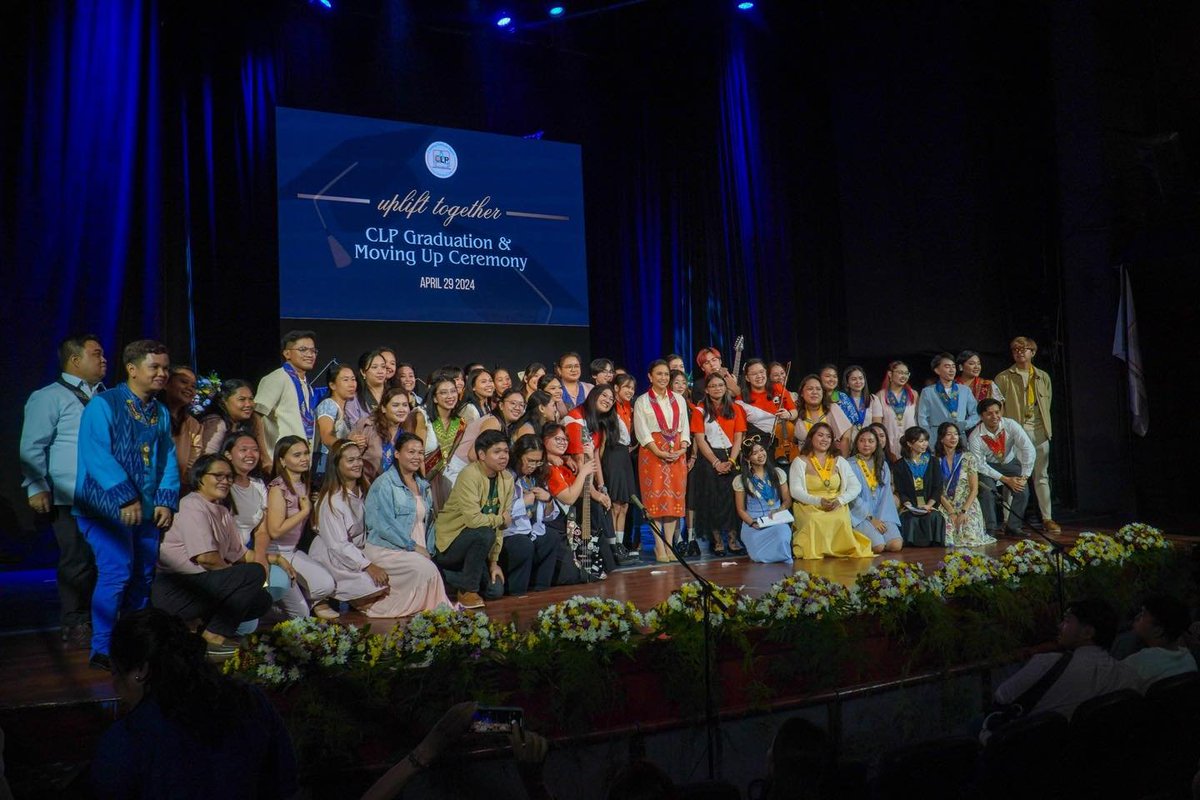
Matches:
[1121,595,1198,691]
[19,332,107,650]
[75,339,180,671]
[794,374,854,457]
[309,440,391,615]
[265,436,337,619]
[692,373,747,556]
[918,353,979,437]
[501,434,560,594]
[867,423,894,464]
[994,598,1136,720]
[198,378,260,455]
[869,360,918,462]
[152,454,276,658]
[433,429,513,608]
[892,426,946,548]
[788,422,874,560]
[846,427,903,555]
[935,423,995,548]
[222,432,293,607]
[733,437,793,564]
[89,608,298,799]
[967,398,1034,538]
[362,432,454,617]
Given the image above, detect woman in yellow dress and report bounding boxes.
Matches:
[788,422,875,560]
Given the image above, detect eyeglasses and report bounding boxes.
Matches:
[205,472,234,483]
[292,346,319,355]
[551,436,569,443]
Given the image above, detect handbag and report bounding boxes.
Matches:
[980,649,1074,743]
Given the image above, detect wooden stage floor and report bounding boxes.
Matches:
[0,526,1109,711]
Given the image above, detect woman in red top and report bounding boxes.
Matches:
[542,423,615,580]
[738,358,797,440]
[691,373,748,555]
[564,385,636,566]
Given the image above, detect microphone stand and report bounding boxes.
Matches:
[308,357,340,404]
[993,488,1078,614]
[631,495,728,781]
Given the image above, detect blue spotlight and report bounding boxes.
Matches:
[549,5,565,15]
[736,1,754,9]
[319,0,331,7]
[496,12,513,26]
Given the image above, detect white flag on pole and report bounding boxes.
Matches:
[1112,265,1149,436]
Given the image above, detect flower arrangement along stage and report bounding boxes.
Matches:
[223,526,1195,773]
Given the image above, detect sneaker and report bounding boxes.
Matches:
[614,544,640,565]
[458,591,486,609]
[1042,519,1063,534]
[88,652,112,672]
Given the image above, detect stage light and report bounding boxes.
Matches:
[319,0,331,7]
[549,5,565,15]
[496,12,513,26]
[736,1,754,9]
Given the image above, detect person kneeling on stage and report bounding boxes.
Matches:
[788,422,874,560]
[500,434,560,594]
[433,430,513,609]
[733,437,794,564]
[361,433,454,617]
[967,398,1034,538]
[846,427,903,554]
[153,454,276,660]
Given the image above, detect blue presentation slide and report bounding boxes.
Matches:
[276,107,589,326]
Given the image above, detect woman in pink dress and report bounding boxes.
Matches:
[870,360,918,461]
[362,432,454,617]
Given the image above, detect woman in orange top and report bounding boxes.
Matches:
[691,373,748,555]
[633,361,691,562]
[738,357,797,440]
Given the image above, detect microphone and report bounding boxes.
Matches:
[630,494,646,512]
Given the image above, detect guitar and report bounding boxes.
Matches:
[729,335,745,387]
[565,420,605,582]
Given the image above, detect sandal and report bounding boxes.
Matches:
[710,540,726,557]
[728,538,746,555]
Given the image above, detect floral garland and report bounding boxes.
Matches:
[223,617,370,687]
[1068,531,1129,567]
[534,596,646,649]
[644,581,745,630]
[1114,522,1171,553]
[189,371,223,415]
[934,551,1006,596]
[998,539,1056,579]
[745,571,851,622]
[852,560,930,611]
[393,606,494,659]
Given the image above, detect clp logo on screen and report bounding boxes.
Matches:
[425,141,458,179]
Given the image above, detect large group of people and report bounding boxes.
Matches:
[20,328,1062,668]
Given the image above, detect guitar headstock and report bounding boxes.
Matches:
[734,335,744,354]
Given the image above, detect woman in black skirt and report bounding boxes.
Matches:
[690,373,747,556]
[891,426,946,546]
[608,373,639,552]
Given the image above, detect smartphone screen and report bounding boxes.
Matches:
[470,705,523,734]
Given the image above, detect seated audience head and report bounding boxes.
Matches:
[1134,596,1192,647]
[766,717,835,799]
[1060,598,1119,650]
[280,330,317,373]
[59,333,107,384]
[606,760,677,800]
[109,607,250,739]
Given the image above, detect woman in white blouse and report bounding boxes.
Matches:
[632,359,691,562]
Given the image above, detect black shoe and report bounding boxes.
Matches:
[64,623,92,650]
[685,541,701,558]
[89,652,112,672]
[614,544,640,566]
